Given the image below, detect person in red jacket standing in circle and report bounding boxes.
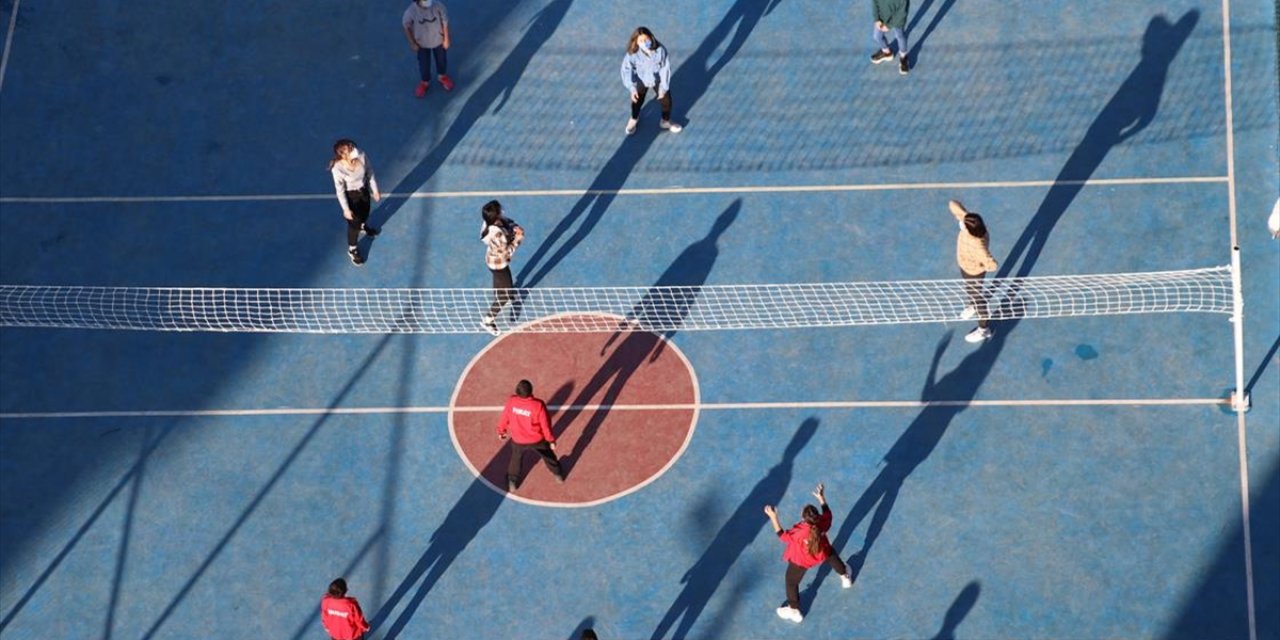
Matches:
[764,483,854,623]
[497,379,565,492]
[320,578,370,640]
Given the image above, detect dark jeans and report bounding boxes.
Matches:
[785,556,848,610]
[345,188,371,246]
[630,85,672,120]
[962,270,990,329]
[506,439,562,485]
[416,46,447,80]
[487,267,516,318]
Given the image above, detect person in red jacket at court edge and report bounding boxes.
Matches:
[497,379,565,492]
[320,578,370,639]
[764,483,854,624]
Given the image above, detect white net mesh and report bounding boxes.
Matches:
[0,266,1232,334]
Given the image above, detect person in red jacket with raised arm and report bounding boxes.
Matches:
[764,483,854,623]
[497,379,565,492]
[320,578,370,640]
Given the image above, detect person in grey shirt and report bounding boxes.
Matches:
[402,0,453,98]
[621,26,682,135]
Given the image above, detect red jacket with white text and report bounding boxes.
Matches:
[320,595,369,640]
[497,395,555,444]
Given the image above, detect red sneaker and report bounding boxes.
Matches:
[438,74,454,91]
[414,81,428,98]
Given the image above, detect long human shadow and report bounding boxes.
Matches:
[904,0,959,67]
[997,11,1199,282]
[931,580,981,640]
[808,11,1199,598]
[137,335,399,639]
[650,417,820,640]
[369,383,575,638]
[516,0,782,288]
[373,0,573,228]
[552,202,738,475]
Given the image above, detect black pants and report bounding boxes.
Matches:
[506,439,562,485]
[785,556,848,610]
[487,267,516,318]
[345,188,372,246]
[416,46,447,80]
[630,86,672,120]
[962,270,990,329]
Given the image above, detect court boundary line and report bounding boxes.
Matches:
[0,0,19,94]
[1219,0,1257,638]
[445,311,701,509]
[0,176,1230,204]
[0,397,1229,420]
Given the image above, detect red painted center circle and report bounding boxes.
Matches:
[449,313,699,507]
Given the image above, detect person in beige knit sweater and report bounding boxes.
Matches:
[950,200,998,343]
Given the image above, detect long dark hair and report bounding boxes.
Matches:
[328,139,356,170]
[627,26,660,54]
[480,200,512,240]
[801,505,822,555]
[963,212,988,238]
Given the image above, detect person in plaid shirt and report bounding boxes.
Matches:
[480,200,524,335]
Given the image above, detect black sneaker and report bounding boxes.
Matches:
[870,50,893,64]
[899,56,909,75]
[362,224,380,237]
[348,247,364,266]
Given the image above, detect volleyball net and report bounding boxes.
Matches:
[0,266,1233,334]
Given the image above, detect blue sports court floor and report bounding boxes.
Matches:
[0,0,1277,638]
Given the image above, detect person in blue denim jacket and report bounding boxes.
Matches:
[620,27,682,135]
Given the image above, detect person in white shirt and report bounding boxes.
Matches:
[328,139,382,266]
[402,0,454,98]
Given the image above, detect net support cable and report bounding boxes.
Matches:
[0,266,1233,335]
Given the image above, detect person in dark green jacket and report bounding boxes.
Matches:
[869,0,910,75]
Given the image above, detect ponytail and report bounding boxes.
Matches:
[802,505,822,556]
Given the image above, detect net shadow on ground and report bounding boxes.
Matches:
[550,202,737,476]
[434,21,1272,176]
[649,417,820,640]
[796,10,1199,608]
[514,0,780,288]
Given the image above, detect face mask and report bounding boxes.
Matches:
[646,39,656,50]
[348,148,360,161]
[958,221,966,231]
[418,0,432,6]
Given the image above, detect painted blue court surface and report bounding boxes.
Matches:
[1,0,1277,638]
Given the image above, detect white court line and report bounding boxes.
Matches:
[0,397,1229,419]
[0,176,1230,204]
[1219,0,1256,638]
[0,0,19,94]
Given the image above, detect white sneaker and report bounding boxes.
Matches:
[964,326,993,343]
[660,120,683,133]
[480,315,500,336]
[625,118,638,135]
[840,572,854,589]
[959,305,976,320]
[775,606,803,623]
